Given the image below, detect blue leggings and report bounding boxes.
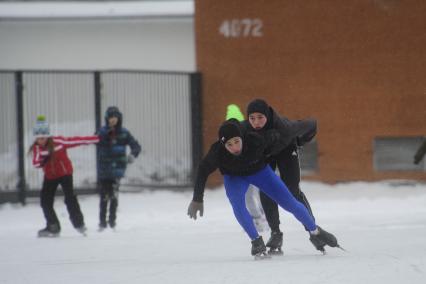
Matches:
[224,166,316,240]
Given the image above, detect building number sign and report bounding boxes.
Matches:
[219,19,263,38]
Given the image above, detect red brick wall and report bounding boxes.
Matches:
[195,0,426,184]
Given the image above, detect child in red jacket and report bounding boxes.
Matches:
[30,116,99,237]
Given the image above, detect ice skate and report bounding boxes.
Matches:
[76,225,88,236]
[37,224,60,238]
[98,222,107,232]
[310,226,342,253]
[266,231,283,255]
[108,220,116,230]
[251,236,271,260]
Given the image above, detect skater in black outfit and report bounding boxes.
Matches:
[242,99,323,253]
[187,119,340,258]
[97,107,141,230]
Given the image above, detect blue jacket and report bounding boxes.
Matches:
[97,122,141,180]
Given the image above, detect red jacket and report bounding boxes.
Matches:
[32,136,99,180]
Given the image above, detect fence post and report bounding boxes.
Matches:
[15,71,26,205]
[189,73,203,184]
[94,72,101,184]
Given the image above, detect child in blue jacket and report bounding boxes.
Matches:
[97,106,141,230]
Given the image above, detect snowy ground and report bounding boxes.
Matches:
[1,181,426,284]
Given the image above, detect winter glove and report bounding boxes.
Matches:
[187,201,204,220]
[127,154,135,164]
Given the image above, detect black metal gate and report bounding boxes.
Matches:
[0,70,202,204]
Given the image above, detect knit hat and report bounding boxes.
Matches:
[218,119,242,144]
[246,99,270,117]
[33,115,50,138]
[226,104,245,122]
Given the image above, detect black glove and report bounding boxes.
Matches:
[187,201,204,220]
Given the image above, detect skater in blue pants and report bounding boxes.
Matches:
[187,118,340,257]
[224,166,316,241]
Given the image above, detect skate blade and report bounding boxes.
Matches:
[268,249,283,256]
[337,245,347,252]
[77,230,88,237]
[38,233,60,238]
[254,252,272,260]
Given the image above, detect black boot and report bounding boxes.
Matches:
[75,224,87,236]
[251,236,269,259]
[108,219,116,229]
[266,231,283,255]
[310,226,338,252]
[98,221,107,231]
[38,223,60,238]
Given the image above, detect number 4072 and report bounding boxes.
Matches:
[219,19,263,38]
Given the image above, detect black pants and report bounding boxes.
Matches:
[40,175,85,230]
[259,144,315,232]
[98,179,119,225]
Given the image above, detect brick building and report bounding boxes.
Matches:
[195,0,426,183]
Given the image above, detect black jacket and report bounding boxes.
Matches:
[192,130,289,202]
[242,106,317,150]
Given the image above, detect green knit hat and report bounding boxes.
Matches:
[225,104,245,122]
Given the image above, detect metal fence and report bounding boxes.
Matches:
[0,70,202,203]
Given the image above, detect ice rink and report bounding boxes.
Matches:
[1,181,426,284]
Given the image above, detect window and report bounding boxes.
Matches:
[300,140,318,175]
[373,137,425,171]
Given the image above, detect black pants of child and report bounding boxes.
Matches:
[259,144,315,232]
[99,179,119,227]
[40,175,85,230]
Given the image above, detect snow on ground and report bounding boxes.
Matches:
[1,181,426,284]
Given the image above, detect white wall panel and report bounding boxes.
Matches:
[0,72,18,191]
[23,72,96,190]
[101,72,192,186]
[0,18,195,72]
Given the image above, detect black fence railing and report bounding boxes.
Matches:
[0,70,202,204]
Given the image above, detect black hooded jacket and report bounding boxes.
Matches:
[241,106,317,150]
[192,129,289,202]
